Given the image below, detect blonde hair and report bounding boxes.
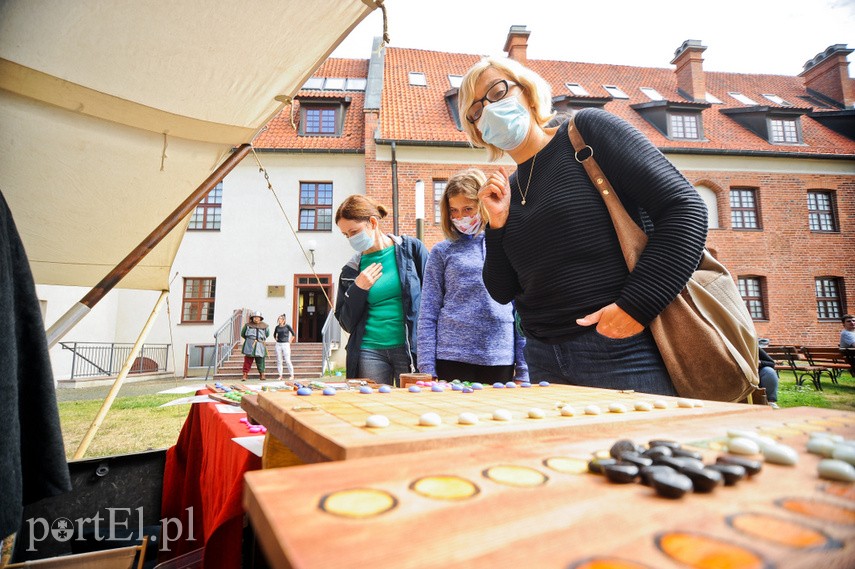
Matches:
[458,57,554,161]
[335,194,389,223]
[440,169,490,240]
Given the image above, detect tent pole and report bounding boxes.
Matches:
[73,290,169,460]
[46,143,253,349]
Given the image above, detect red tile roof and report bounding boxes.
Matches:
[252,58,368,151]
[378,48,855,155]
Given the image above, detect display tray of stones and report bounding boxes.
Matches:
[206,382,260,405]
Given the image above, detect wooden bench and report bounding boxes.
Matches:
[764,346,828,391]
[800,346,853,384]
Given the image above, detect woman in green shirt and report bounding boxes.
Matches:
[334,195,429,385]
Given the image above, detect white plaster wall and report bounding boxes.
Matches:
[167,152,364,376]
[37,285,171,380]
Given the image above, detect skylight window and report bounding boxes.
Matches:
[324,77,346,90]
[728,92,759,105]
[603,85,629,99]
[705,92,723,104]
[345,78,367,91]
[408,72,427,86]
[448,75,462,88]
[565,82,589,96]
[762,93,791,106]
[302,77,324,90]
[639,87,664,101]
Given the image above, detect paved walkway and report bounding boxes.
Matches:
[54,376,205,402]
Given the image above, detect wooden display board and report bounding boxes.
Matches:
[244,407,855,569]
[242,384,759,463]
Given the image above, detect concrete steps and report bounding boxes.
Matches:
[214,342,324,381]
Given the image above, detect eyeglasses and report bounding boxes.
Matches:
[466,79,518,124]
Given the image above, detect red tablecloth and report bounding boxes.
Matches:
[160,390,262,568]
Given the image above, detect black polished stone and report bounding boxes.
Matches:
[587,457,618,475]
[639,464,677,487]
[706,463,747,486]
[648,439,681,450]
[642,445,674,460]
[716,455,763,476]
[609,439,642,459]
[618,451,654,469]
[603,462,640,484]
[650,470,693,498]
[680,465,724,493]
[671,448,704,461]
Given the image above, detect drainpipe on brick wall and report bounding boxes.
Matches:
[391,141,399,234]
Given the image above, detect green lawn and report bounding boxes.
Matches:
[59,394,190,461]
[775,370,855,412]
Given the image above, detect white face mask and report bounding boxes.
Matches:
[348,227,375,252]
[476,95,531,151]
[451,212,482,235]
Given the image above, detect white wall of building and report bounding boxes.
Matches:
[167,152,364,376]
[36,152,363,380]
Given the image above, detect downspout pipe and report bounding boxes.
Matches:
[391,141,399,235]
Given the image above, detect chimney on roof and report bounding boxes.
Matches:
[503,25,530,64]
[799,44,854,109]
[671,39,707,102]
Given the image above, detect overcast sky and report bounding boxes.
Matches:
[332,0,855,76]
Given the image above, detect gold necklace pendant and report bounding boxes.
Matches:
[516,151,537,206]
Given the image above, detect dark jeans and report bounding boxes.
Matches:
[523,327,677,396]
[358,345,413,386]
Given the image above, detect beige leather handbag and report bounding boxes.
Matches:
[567,117,761,402]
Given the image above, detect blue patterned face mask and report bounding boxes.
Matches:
[476,96,531,151]
[348,227,375,252]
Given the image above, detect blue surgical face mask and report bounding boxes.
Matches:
[476,95,531,151]
[348,224,375,252]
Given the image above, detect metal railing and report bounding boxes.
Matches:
[60,342,170,379]
[205,308,250,380]
[321,310,341,375]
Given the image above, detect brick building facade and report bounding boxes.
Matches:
[259,28,854,348]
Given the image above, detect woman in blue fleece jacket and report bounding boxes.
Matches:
[417,169,527,383]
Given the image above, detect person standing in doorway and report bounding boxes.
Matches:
[241,311,269,380]
[273,314,296,380]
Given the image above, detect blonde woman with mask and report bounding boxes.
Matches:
[334,195,429,385]
[417,169,527,383]
[459,57,708,395]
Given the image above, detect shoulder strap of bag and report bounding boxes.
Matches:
[567,116,648,271]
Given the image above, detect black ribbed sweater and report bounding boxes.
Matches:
[483,108,708,343]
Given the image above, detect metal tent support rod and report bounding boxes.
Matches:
[46,144,253,349]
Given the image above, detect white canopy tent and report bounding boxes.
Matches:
[0,0,379,291]
[0,0,383,458]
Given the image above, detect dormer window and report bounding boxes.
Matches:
[448,75,463,88]
[297,98,350,136]
[408,72,427,86]
[670,113,700,139]
[720,105,808,145]
[728,92,758,105]
[770,118,799,143]
[566,83,590,96]
[631,100,710,141]
[603,85,629,99]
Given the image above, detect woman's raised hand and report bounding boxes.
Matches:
[478,167,511,228]
[355,262,383,290]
